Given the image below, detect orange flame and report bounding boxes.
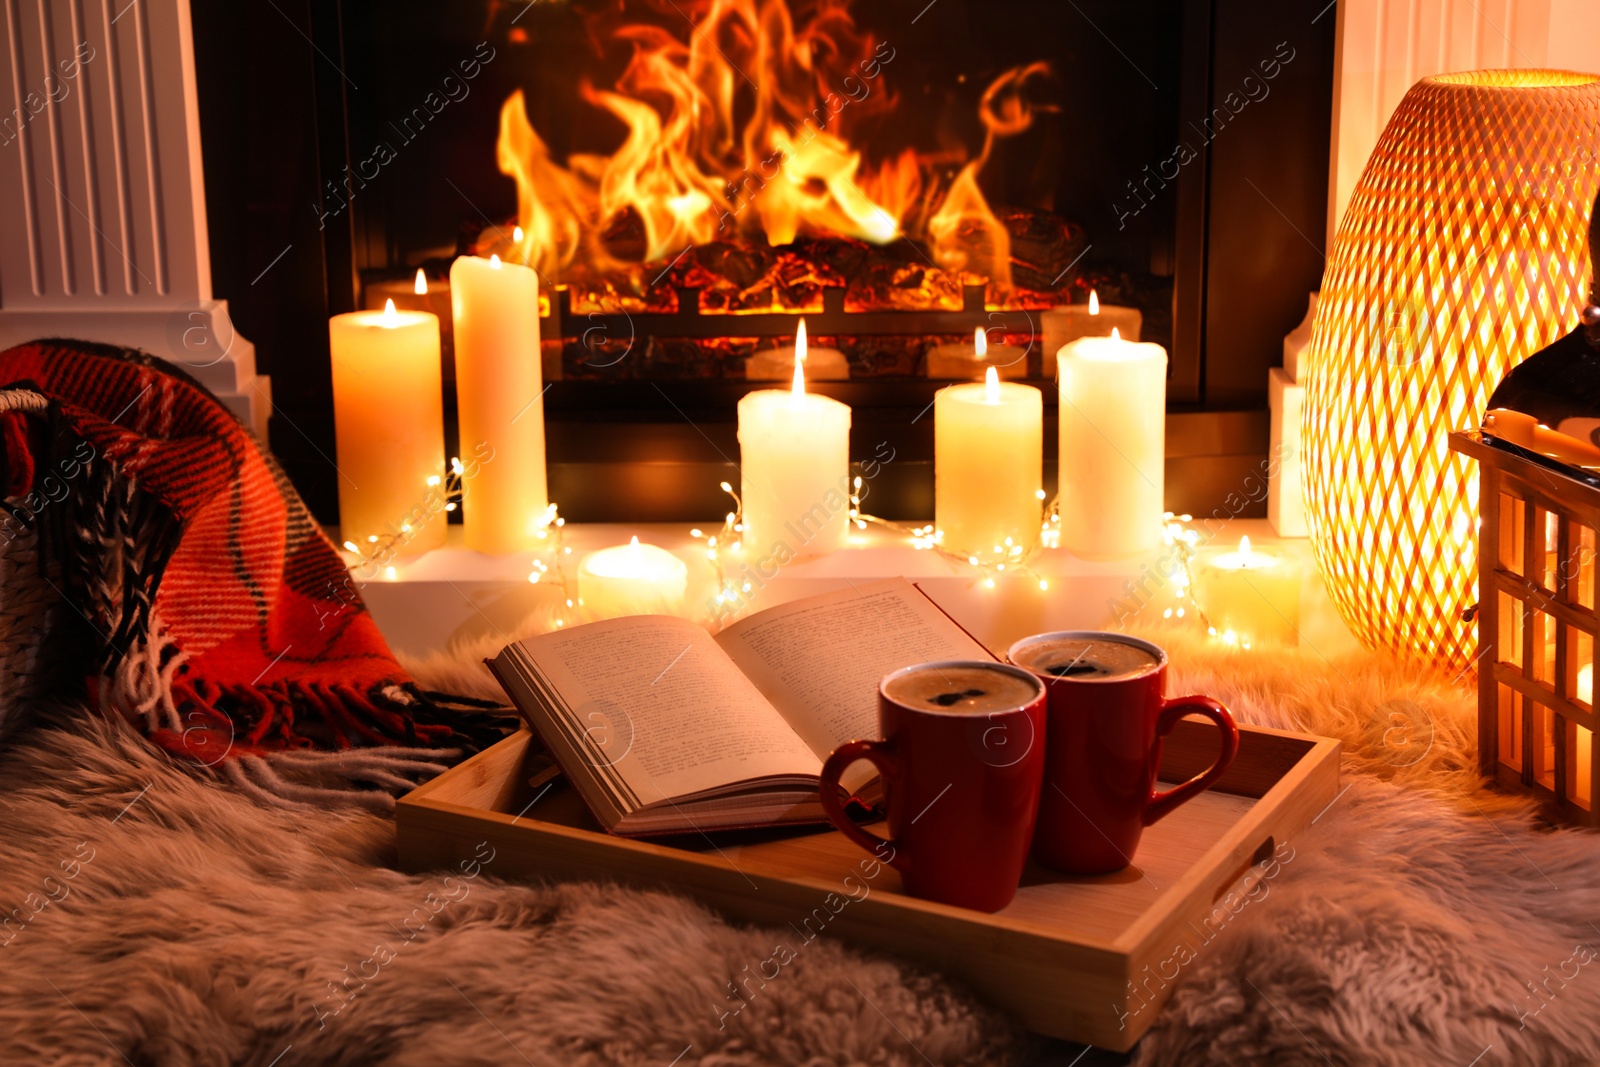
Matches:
[495,1,1048,298]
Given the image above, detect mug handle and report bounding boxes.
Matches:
[1144,696,1240,826]
[819,740,904,871]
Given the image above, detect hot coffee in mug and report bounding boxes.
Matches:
[1008,631,1239,875]
[820,660,1046,912]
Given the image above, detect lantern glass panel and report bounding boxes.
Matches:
[1534,611,1556,684]
[1577,524,1598,611]
[1570,629,1594,707]
[1499,592,1524,668]
[1499,683,1522,772]
[1491,687,1516,771]
[1567,720,1593,810]
[1541,510,1561,592]
[1535,703,1557,791]
[1499,495,1525,575]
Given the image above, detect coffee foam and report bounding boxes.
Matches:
[1012,636,1159,681]
[883,664,1040,714]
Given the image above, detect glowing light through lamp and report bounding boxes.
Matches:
[1302,70,1600,668]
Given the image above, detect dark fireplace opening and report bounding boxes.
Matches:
[191,0,1334,525]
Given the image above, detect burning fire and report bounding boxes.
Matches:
[493,0,1049,304]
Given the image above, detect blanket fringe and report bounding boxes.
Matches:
[221,747,465,813]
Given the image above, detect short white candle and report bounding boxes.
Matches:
[926,326,1028,380]
[329,300,446,555]
[1057,327,1166,559]
[451,254,548,554]
[935,366,1042,561]
[746,320,850,381]
[1042,290,1142,377]
[578,536,690,620]
[1191,536,1302,647]
[737,335,852,561]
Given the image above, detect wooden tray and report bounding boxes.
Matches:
[397,721,1340,1051]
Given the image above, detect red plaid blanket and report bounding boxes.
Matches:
[0,340,506,808]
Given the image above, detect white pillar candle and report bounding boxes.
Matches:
[1267,367,1307,537]
[926,326,1028,380]
[329,300,447,555]
[1042,290,1143,378]
[1191,536,1302,647]
[935,366,1042,561]
[450,254,548,554]
[1057,328,1166,559]
[577,536,690,619]
[745,319,850,381]
[737,343,852,561]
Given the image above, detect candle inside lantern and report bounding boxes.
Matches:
[737,330,852,560]
[1191,536,1303,647]
[1042,290,1143,377]
[1057,327,1167,558]
[935,366,1043,562]
[926,326,1028,380]
[745,319,850,381]
[451,253,549,554]
[329,299,447,555]
[578,536,690,620]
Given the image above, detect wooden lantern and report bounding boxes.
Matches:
[1449,189,1600,823]
[1451,431,1600,823]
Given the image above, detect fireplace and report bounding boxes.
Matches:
[190,0,1335,524]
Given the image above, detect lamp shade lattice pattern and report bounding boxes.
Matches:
[1302,70,1600,668]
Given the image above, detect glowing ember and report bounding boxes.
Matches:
[492,0,1049,304]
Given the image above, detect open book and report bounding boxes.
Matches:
[488,578,993,836]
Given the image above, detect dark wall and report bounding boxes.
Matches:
[1199,0,1336,406]
[192,0,341,520]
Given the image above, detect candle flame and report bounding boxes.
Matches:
[382,298,398,325]
[985,364,1000,402]
[629,535,640,548]
[1239,535,1252,557]
[489,254,502,269]
[974,326,988,358]
[1111,326,1121,342]
[513,225,524,243]
[1088,289,1099,315]
[414,269,428,296]
[796,318,809,364]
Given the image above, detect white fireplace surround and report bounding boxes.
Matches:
[0,0,266,437]
[0,0,1596,451]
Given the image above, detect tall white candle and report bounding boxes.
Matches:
[329,300,446,555]
[737,334,852,561]
[935,366,1042,561]
[450,254,548,554]
[1057,328,1166,559]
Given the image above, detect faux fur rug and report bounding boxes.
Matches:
[5,622,1600,1066]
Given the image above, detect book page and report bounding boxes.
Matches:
[715,578,994,776]
[517,616,821,808]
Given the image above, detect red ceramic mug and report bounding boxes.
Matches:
[1007,631,1239,875]
[819,660,1047,912]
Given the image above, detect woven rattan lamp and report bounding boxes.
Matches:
[1302,70,1600,668]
